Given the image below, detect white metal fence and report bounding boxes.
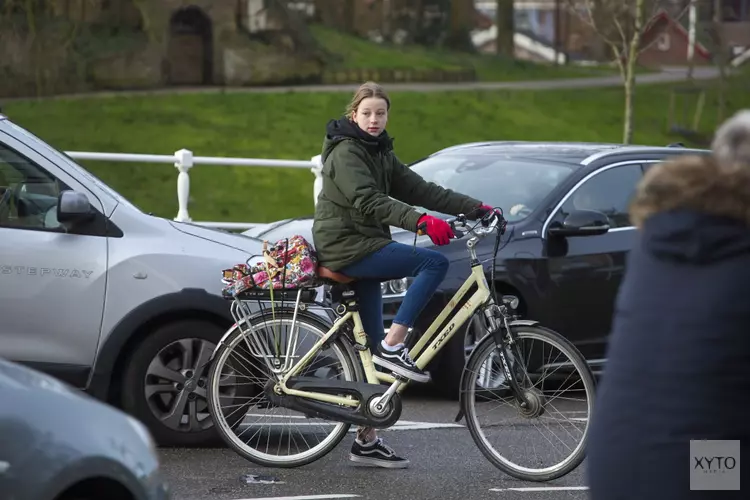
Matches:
[65,149,324,231]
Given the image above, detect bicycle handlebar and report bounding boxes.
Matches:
[416,209,507,241]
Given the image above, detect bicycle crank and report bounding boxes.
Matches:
[264,377,403,428]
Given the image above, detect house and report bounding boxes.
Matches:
[475,0,750,67]
[708,0,750,55]
[42,0,323,88]
[473,0,607,63]
[637,9,713,68]
[638,0,750,67]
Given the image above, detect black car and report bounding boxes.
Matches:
[244,141,710,397]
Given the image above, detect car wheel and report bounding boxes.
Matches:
[121,319,237,447]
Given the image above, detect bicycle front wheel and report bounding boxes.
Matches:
[207,310,363,468]
[462,324,595,482]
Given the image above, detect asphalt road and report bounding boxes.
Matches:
[158,394,591,500]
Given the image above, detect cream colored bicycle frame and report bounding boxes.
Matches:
[276,264,492,408]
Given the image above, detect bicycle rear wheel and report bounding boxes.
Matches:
[207,310,363,468]
[461,324,595,482]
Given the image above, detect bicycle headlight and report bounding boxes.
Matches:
[503,295,520,310]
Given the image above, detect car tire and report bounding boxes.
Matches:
[121,319,233,447]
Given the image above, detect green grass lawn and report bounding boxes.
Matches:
[310,24,621,81]
[4,77,748,225]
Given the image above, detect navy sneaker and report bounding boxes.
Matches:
[349,437,410,468]
[372,342,430,383]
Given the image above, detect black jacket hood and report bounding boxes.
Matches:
[322,116,394,162]
[639,210,750,264]
[630,154,750,264]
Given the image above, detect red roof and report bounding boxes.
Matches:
[642,8,711,59]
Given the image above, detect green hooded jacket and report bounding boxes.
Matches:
[312,117,482,271]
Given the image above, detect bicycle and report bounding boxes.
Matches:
[206,210,596,482]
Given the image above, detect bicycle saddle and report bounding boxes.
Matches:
[317,265,355,284]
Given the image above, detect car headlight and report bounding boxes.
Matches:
[382,278,409,296]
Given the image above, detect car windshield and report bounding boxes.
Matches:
[408,153,576,222]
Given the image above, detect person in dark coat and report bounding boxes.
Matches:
[586,149,750,499]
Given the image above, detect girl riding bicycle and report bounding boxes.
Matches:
[312,81,499,468]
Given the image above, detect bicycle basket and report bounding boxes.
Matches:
[221,234,319,298]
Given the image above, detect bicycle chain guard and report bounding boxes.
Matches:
[264,377,403,429]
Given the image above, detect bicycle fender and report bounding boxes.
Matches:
[508,319,539,327]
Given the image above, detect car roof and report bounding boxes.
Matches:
[429,140,709,166]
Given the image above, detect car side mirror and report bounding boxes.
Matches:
[548,209,610,237]
[57,190,93,225]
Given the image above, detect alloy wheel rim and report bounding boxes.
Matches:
[144,338,234,433]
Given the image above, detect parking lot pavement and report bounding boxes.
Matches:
[158,395,591,500]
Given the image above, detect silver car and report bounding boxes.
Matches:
[0,357,170,500]
[0,114,276,447]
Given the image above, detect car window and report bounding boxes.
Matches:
[409,154,576,222]
[5,119,142,212]
[553,163,643,229]
[0,143,68,230]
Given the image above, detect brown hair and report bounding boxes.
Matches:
[345,81,391,119]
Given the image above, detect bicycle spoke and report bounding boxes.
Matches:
[462,326,594,482]
[207,313,359,467]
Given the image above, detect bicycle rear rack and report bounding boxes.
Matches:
[228,290,306,375]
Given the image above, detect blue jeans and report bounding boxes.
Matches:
[338,242,450,347]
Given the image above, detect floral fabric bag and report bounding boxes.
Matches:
[221,235,319,298]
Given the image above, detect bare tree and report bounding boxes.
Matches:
[446,0,474,51]
[566,0,687,144]
[707,0,728,122]
[686,0,697,79]
[495,0,514,57]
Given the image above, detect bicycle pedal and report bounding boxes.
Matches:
[390,372,430,383]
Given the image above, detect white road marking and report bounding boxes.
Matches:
[490,486,589,492]
[383,420,464,431]
[231,495,361,500]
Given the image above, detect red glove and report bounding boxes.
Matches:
[417,214,454,246]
